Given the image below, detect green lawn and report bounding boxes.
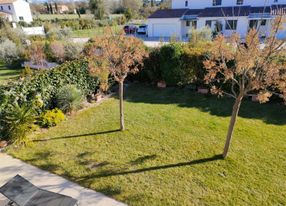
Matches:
[0,63,22,84]
[71,26,123,38]
[8,84,286,205]
[34,14,93,20]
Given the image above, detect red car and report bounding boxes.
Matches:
[124,25,138,34]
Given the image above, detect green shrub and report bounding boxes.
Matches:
[21,66,34,78]
[64,42,83,61]
[39,108,65,128]
[141,48,161,82]
[1,103,35,144]
[56,85,84,113]
[46,27,71,40]
[159,43,185,85]
[0,38,20,63]
[189,27,212,45]
[3,60,99,110]
[140,42,210,86]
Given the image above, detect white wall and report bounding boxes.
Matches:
[22,26,45,35]
[172,0,286,9]
[197,16,249,38]
[0,3,13,14]
[148,18,182,37]
[0,3,17,21]
[12,0,33,23]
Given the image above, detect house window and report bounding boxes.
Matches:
[206,20,212,27]
[249,20,258,29]
[192,21,197,29]
[19,16,24,20]
[237,0,244,5]
[225,20,238,30]
[261,19,267,26]
[274,0,278,2]
[213,0,222,6]
[215,21,223,32]
[8,5,11,10]
[186,21,190,27]
[185,0,188,7]
[0,6,3,10]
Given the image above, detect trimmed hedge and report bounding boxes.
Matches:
[1,59,99,110]
[139,42,210,86]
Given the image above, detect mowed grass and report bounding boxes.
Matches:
[71,26,123,38]
[0,63,22,84]
[8,84,286,205]
[35,14,93,20]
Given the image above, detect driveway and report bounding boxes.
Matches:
[71,35,189,48]
[0,153,126,206]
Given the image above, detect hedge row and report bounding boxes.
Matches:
[1,59,99,110]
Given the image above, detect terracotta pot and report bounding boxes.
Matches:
[157,81,166,88]
[0,141,8,148]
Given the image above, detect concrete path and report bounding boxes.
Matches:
[0,153,126,206]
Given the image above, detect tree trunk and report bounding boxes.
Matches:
[119,80,125,131]
[223,93,244,159]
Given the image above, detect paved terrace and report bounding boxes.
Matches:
[0,153,126,206]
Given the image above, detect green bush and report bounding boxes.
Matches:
[0,38,20,63]
[64,42,83,61]
[140,42,210,86]
[3,60,99,110]
[39,108,65,128]
[0,103,35,144]
[159,43,185,85]
[189,27,212,45]
[56,85,84,113]
[141,48,161,82]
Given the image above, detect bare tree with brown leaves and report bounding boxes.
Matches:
[86,29,147,131]
[204,16,286,158]
[29,42,46,68]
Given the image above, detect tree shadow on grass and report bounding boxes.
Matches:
[34,129,121,142]
[123,84,286,125]
[82,155,223,179]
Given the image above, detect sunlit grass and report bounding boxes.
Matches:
[8,83,286,205]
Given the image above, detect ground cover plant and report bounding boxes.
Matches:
[7,84,286,206]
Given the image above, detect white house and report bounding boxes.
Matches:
[148,0,286,39]
[0,0,33,23]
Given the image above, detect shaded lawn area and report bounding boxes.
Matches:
[0,63,22,84]
[8,84,286,205]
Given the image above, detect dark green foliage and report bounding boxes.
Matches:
[89,0,105,19]
[159,43,185,85]
[139,42,210,86]
[2,60,99,110]
[140,48,161,82]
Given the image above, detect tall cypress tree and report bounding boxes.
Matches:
[55,2,58,13]
[49,3,53,14]
[89,0,104,19]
